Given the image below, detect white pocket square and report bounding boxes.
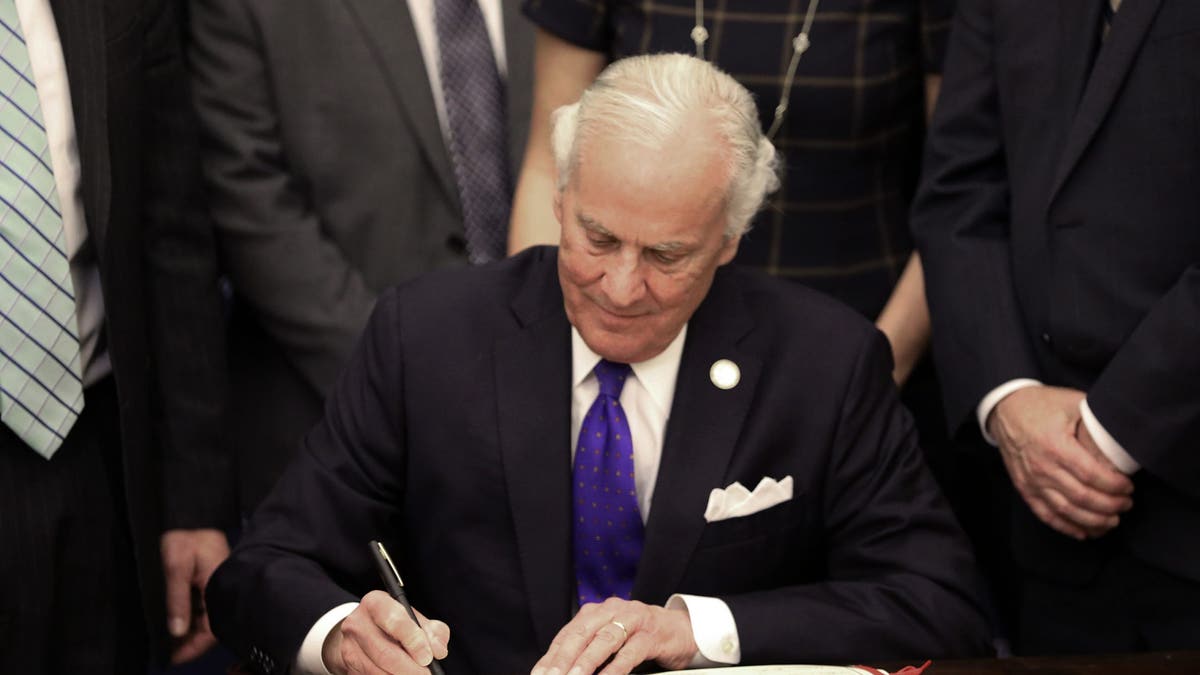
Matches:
[703,475,793,522]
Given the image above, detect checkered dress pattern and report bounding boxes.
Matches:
[524,0,953,317]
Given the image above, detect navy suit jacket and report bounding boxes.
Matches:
[208,247,990,672]
[913,0,1200,584]
[44,0,229,660]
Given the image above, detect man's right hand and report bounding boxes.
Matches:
[988,385,1134,540]
[322,591,449,674]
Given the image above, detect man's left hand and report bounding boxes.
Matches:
[161,528,230,664]
[531,598,696,675]
[989,386,1132,540]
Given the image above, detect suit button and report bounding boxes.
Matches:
[446,232,468,255]
[1041,332,1052,345]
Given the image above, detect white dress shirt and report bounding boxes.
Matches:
[295,325,743,672]
[15,0,108,386]
[406,0,507,142]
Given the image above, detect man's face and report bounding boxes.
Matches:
[556,126,740,364]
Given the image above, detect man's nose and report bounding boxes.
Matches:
[601,252,647,307]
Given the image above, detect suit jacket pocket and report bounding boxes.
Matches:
[694,497,798,550]
[680,521,818,597]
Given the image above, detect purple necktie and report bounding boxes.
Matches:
[434,0,511,264]
[573,360,644,606]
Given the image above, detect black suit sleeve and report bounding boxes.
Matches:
[911,0,1041,430]
[141,0,232,530]
[207,291,408,670]
[1089,265,1200,498]
[189,0,377,395]
[723,330,993,661]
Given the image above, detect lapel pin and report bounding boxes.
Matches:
[709,359,740,390]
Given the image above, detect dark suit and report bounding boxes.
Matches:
[913,0,1200,650]
[188,0,534,511]
[0,0,228,670]
[207,247,991,673]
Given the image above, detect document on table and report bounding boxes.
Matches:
[672,662,902,667]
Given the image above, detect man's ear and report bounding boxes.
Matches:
[553,191,565,226]
[717,233,741,265]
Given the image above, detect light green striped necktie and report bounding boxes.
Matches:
[0,0,84,459]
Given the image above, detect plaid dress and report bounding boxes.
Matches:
[524,0,952,317]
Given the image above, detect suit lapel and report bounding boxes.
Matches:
[50,0,109,254]
[632,269,760,605]
[1055,0,1103,128]
[1049,0,1166,203]
[338,0,460,210]
[502,0,533,178]
[494,253,574,649]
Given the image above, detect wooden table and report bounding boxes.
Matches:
[233,652,1200,674]
[902,651,1200,674]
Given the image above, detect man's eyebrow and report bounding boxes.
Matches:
[648,241,689,253]
[576,212,692,252]
[576,212,614,237]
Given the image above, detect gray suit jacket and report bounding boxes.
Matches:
[189,0,533,509]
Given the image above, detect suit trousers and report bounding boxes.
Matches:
[1018,549,1200,655]
[0,377,146,673]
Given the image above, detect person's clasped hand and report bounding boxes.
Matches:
[161,528,230,664]
[323,591,450,674]
[531,598,697,675]
[989,385,1134,540]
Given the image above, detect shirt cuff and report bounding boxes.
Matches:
[976,379,1043,445]
[1080,399,1140,474]
[294,602,359,675]
[665,594,740,666]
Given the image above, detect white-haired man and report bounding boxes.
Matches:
[206,54,991,674]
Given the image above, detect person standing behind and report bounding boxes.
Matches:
[913,0,1200,654]
[0,0,231,671]
[510,0,949,387]
[188,0,533,512]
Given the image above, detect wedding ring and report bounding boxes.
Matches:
[609,620,629,643]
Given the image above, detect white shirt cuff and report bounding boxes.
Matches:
[1080,399,1140,474]
[976,379,1043,445]
[294,602,359,675]
[666,594,740,666]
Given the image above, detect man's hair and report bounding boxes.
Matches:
[550,53,781,238]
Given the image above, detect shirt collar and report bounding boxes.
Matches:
[571,325,688,416]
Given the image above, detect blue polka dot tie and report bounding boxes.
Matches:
[573,360,643,606]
